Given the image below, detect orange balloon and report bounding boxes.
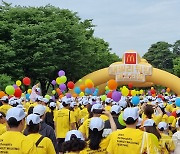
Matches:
[72,94,78,97]
[59,94,64,98]
[152,94,156,97]
[108,79,117,90]
[86,82,94,89]
[0,91,5,98]
[80,85,86,91]
[166,88,170,93]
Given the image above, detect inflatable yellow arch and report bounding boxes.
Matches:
[72,50,180,96]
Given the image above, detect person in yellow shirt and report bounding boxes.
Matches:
[157,122,175,153]
[79,100,89,124]
[54,99,76,152]
[107,107,160,154]
[0,112,7,135]
[0,96,12,114]
[41,98,51,113]
[26,113,56,154]
[80,112,116,154]
[0,107,37,153]
[62,130,86,154]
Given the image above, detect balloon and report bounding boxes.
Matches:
[27,89,32,94]
[128,83,133,89]
[72,94,78,97]
[5,85,15,95]
[67,81,75,89]
[121,88,129,96]
[26,94,30,100]
[118,113,126,126]
[131,90,136,96]
[56,88,61,94]
[74,87,81,94]
[58,70,65,77]
[66,93,72,98]
[51,80,56,85]
[45,94,50,100]
[86,82,94,89]
[150,89,156,94]
[85,79,93,85]
[78,79,82,83]
[166,88,170,93]
[85,88,91,95]
[139,89,144,95]
[22,77,31,86]
[132,96,140,106]
[14,88,22,98]
[112,91,122,102]
[161,89,165,93]
[13,84,18,89]
[136,91,140,95]
[107,91,113,98]
[79,92,84,97]
[171,111,177,118]
[80,85,86,91]
[93,91,98,96]
[56,77,61,85]
[0,91,6,98]
[105,86,109,91]
[16,80,22,87]
[175,98,180,107]
[52,90,56,95]
[60,76,67,83]
[151,87,154,90]
[59,94,64,98]
[128,90,132,96]
[107,79,117,90]
[101,95,107,101]
[59,84,66,91]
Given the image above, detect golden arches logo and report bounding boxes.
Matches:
[125,53,136,64]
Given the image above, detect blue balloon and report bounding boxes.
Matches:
[105,90,109,94]
[85,88,91,95]
[175,98,180,107]
[93,91,98,96]
[132,96,140,106]
[26,94,30,100]
[74,87,81,94]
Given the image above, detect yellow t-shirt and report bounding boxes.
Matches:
[159,133,175,154]
[172,117,179,128]
[78,119,91,139]
[107,128,160,154]
[162,114,169,123]
[0,123,6,135]
[80,136,110,154]
[54,108,76,138]
[74,107,81,123]
[0,131,37,154]
[105,105,111,111]
[80,108,89,120]
[0,104,12,114]
[26,133,56,154]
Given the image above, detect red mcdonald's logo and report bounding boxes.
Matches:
[124,53,137,64]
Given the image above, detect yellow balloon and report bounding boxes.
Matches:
[79,92,84,97]
[136,91,140,95]
[16,80,22,86]
[105,86,109,91]
[78,79,82,83]
[60,76,67,83]
[139,89,144,95]
[56,77,61,85]
[121,88,129,96]
[85,79,93,86]
[27,89,32,94]
[131,90,136,96]
[52,90,56,95]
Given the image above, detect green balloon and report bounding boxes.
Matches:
[5,85,15,95]
[101,95,107,101]
[118,112,126,126]
[45,94,50,100]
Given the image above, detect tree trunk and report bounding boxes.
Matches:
[40,80,47,96]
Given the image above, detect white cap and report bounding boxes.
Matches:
[91,104,103,112]
[33,105,46,116]
[37,96,43,101]
[49,102,56,108]
[157,122,168,130]
[42,98,49,103]
[89,117,104,131]
[110,105,121,114]
[16,104,25,110]
[143,119,155,127]
[123,107,139,121]
[119,100,127,108]
[62,98,71,105]
[176,110,180,114]
[136,117,143,126]
[26,114,41,125]
[82,99,89,106]
[70,102,77,108]
[105,98,112,104]
[0,96,8,101]
[65,130,84,142]
[158,103,165,108]
[6,107,26,121]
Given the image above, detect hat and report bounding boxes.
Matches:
[157,122,168,130]
[70,102,77,108]
[123,107,139,121]
[110,105,121,114]
[49,102,56,108]
[6,107,26,121]
[176,110,180,114]
[62,98,71,105]
[91,104,103,112]
[82,99,89,106]
[89,117,104,131]
[158,103,165,108]
[143,119,155,127]
[136,117,142,127]
[37,96,43,101]
[119,100,127,108]
[105,98,112,104]
[33,105,46,116]
[0,96,8,101]
[42,98,49,103]
[26,114,41,125]
[65,130,84,142]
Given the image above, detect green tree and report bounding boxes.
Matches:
[143,41,175,73]
[173,40,180,56]
[173,57,180,77]
[0,3,120,95]
[0,74,13,90]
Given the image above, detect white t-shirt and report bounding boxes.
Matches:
[172,131,180,154]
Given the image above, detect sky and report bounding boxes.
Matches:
[2,0,180,57]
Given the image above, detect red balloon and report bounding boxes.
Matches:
[157,94,162,99]
[14,88,22,98]
[128,83,133,89]
[150,89,156,94]
[67,81,75,89]
[128,90,132,96]
[171,111,177,118]
[107,91,113,98]
[23,77,31,86]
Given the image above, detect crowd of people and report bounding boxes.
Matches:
[0,89,180,154]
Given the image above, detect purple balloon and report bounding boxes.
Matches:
[148,90,151,96]
[58,70,65,77]
[51,80,56,85]
[66,93,72,98]
[161,89,165,93]
[13,84,18,89]
[59,84,66,91]
[112,91,122,102]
